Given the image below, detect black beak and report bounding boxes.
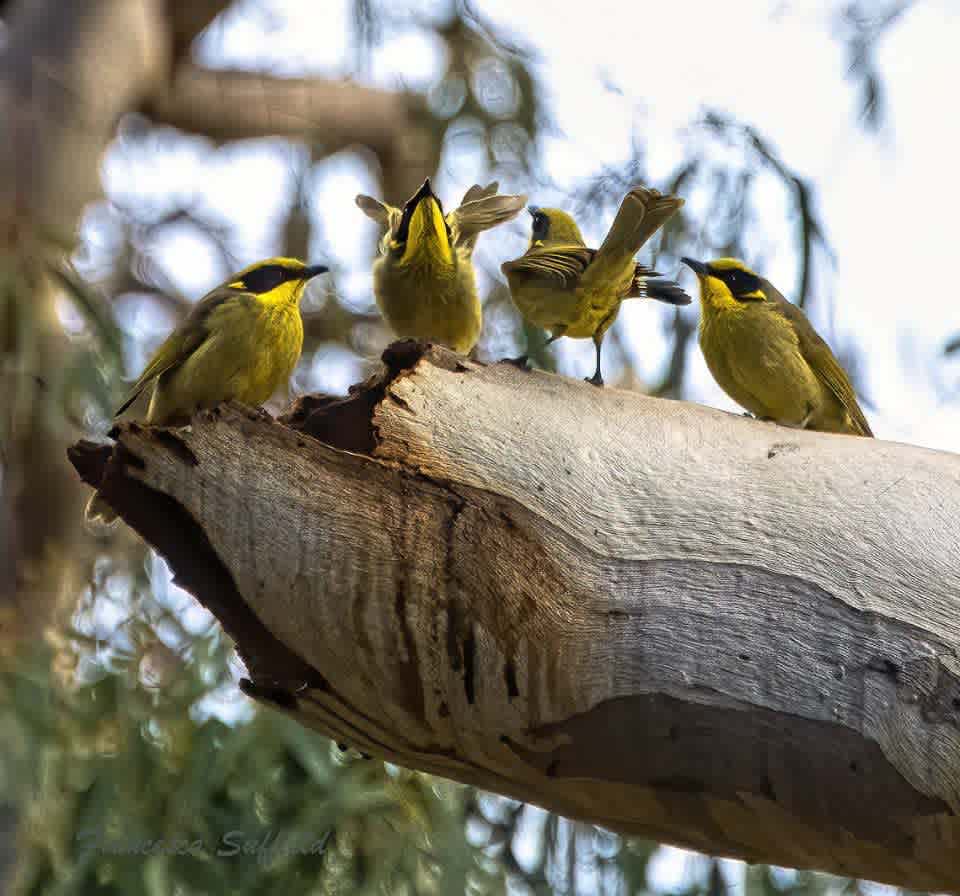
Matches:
[303,264,329,279]
[527,205,541,217]
[680,257,708,276]
[394,178,441,245]
[409,177,438,209]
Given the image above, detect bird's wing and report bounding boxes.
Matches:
[501,244,596,290]
[448,184,526,254]
[765,281,873,437]
[459,182,499,205]
[114,287,236,418]
[356,194,400,231]
[356,195,402,254]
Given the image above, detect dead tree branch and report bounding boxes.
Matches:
[70,342,960,892]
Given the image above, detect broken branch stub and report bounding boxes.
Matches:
[69,341,960,891]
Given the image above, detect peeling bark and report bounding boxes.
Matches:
[69,342,960,891]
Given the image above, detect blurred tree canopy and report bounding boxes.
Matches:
[0,0,944,893]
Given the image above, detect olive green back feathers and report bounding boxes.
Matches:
[502,187,687,295]
[684,257,872,437]
[761,277,873,437]
[114,287,236,418]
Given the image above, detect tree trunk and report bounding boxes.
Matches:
[69,342,960,892]
[0,0,436,635]
[0,0,173,642]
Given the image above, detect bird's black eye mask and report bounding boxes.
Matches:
[529,207,550,241]
[241,264,295,293]
[712,267,764,301]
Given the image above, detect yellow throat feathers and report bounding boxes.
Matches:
[245,279,309,306]
[400,198,453,266]
[700,259,767,312]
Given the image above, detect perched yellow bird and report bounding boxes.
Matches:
[86,256,327,521]
[502,186,690,386]
[682,257,872,436]
[357,178,526,354]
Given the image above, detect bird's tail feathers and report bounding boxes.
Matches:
[592,187,684,278]
[628,269,692,306]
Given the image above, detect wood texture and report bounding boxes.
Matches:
[70,342,960,891]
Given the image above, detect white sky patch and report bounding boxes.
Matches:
[308,151,384,275]
[645,844,708,891]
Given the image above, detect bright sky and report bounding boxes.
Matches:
[91,3,960,887]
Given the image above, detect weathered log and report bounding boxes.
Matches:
[69,341,960,891]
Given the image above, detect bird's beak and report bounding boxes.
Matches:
[409,177,438,209]
[681,257,708,277]
[302,264,329,279]
[527,205,540,217]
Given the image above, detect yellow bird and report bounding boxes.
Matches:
[682,257,872,436]
[86,256,327,521]
[357,178,526,354]
[501,186,690,386]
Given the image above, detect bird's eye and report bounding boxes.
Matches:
[532,213,549,240]
[242,265,288,293]
[723,268,762,297]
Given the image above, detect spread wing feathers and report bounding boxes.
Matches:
[459,182,500,205]
[448,183,527,254]
[114,288,235,418]
[764,280,873,437]
[590,187,684,283]
[355,194,401,253]
[501,245,596,290]
[355,194,398,231]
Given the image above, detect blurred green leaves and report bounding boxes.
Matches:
[0,632,501,896]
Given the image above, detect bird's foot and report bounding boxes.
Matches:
[502,354,530,369]
[585,373,605,388]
